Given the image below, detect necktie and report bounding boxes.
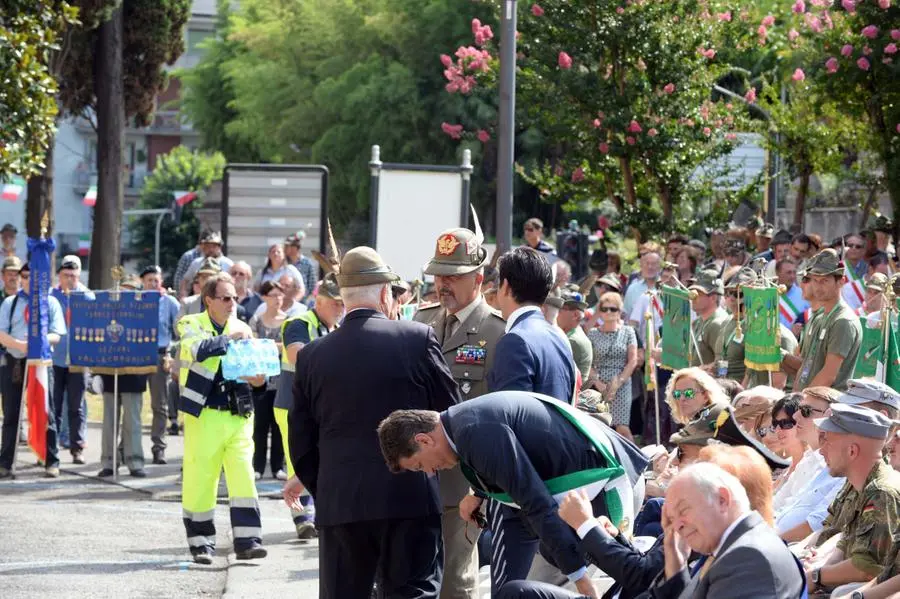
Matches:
[444,314,458,342]
[698,554,715,579]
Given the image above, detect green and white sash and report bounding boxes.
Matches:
[460,394,635,533]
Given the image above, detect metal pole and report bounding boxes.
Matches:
[112,372,118,479]
[154,212,167,267]
[368,145,382,248]
[495,0,517,255]
[10,368,30,478]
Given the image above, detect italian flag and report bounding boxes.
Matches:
[2,177,25,202]
[77,234,90,257]
[843,266,865,310]
[83,186,97,207]
[174,190,198,206]
[25,363,51,463]
[779,293,801,324]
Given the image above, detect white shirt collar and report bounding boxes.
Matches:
[440,419,458,454]
[450,296,483,328]
[505,305,541,333]
[712,512,752,558]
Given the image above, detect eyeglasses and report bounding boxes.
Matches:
[672,388,697,400]
[725,290,739,298]
[599,306,619,313]
[19,273,29,279]
[772,418,796,431]
[798,404,826,418]
[215,295,238,303]
[847,243,865,249]
[756,425,775,438]
[523,227,536,232]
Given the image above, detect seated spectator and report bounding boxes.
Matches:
[732,386,782,452]
[770,394,808,492]
[664,367,730,426]
[805,404,900,596]
[775,387,846,542]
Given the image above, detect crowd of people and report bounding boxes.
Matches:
[0,211,899,599]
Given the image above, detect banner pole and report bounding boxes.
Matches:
[881,303,890,385]
[10,365,30,478]
[112,372,119,479]
[645,310,661,445]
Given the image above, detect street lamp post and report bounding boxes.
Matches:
[496,0,517,254]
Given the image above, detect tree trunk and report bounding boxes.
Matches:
[858,184,879,232]
[89,5,124,290]
[25,142,55,240]
[792,166,812,229]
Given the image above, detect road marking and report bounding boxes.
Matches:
[0,558,192,572]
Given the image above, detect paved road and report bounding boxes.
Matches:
[0,421,318,598]
[0,420,612,598]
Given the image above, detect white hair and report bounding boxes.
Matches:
[675,462,751,513]
[341,282,388,309]
[230,261,253,276]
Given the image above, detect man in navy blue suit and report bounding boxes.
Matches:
[488,247,577,403]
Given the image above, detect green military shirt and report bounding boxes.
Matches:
[834,461,900,576]
[713,317,745,381]
[795,300,862,391]
[745,324,798,389]
[691,307,730,367]
[567,325,593,387]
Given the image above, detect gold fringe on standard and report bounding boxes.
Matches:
[743,360,782,372]
[69,366,158,375]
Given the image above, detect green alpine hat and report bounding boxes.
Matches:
[725,267,758,290]
[805,248,844,277]
[423,228,489,276]
[318,272,341,300]
[688,267,724,295]
[337,246,400,288]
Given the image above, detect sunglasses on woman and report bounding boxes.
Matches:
[672,388,697,400]
[772,418,796,431]
[599,306,619,313]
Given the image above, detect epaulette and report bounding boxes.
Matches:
[416,301,441,310]
[487,307,506,321]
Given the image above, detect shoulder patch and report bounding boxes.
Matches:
[488,308,506,322]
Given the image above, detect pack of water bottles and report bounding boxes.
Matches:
[220,338,281,381]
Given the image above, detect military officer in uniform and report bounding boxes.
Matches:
[415,220,506,599]
[177,272,268,564]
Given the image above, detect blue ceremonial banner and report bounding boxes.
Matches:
[26,237,56,362]
[68,290,160,374]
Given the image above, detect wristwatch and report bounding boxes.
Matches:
[850,591,864,599]
[811,568,821,589]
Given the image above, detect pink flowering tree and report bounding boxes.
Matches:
[438,1,757,238]
[795,0,900,238]
[712,5,861,227]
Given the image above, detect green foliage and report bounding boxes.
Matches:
[58,0,191,125]
[178,0,262,162]
[0,1,78,179]
[128,146,226,272]
[448,0,757,238]
[182,0,496,243]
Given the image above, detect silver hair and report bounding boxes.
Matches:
[675,462,751,513]
[278,272,306,299]
[341,282,389,308]
[230,261,253,276]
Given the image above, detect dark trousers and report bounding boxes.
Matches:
[252,389,283,475]
[0,360,58,469]
[318,515,442,599]
[52,365,86,451]
[167,377,179,425]
[495,581,584,599]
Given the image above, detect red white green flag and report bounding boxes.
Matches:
[2,177,25,202]
[82,186,97,207]
[77,234,90,257]
[174,190,198,206]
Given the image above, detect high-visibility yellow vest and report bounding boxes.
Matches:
[177,311,252,416]
[279,310,325,373]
